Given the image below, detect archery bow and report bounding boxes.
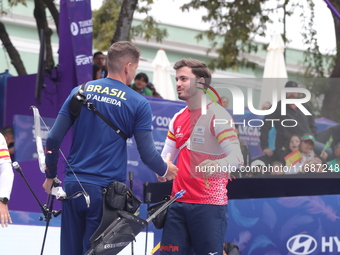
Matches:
[31,106,90,207]
[32,106,46,173]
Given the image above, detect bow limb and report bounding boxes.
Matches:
[31,106,46,173]
[30,106,90,207]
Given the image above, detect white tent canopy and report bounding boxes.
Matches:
[152,48,176,100]
[259,34,288,108]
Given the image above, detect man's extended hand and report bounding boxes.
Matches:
[157,153,178,182]
[165,153,178,180]
[42,178,55,194]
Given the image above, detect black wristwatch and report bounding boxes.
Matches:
[0,197,9,204]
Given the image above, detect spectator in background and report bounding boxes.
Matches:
[270,161,284,175]
[92,63,102,80]
[327,137,340,172]
[132,73,153,96]
[261,101,276,164]
[234,124,251,167]
[147,82,163,98]
[283,135,302,174]
[221,96,229,109]
[298,134,326,173]
[287,135,301,153]
[92,51,108,79]
[283,134,325,174]
[300,134,328,161]
[260,81,317,164]
[249,159,265,177]
[0,133,14,227]
[0,126,14,161]
[261,101,272,110]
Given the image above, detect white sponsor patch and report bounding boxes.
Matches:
[192,137,205,144]
[193,126,205,135]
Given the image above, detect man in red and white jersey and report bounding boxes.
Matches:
[0,133,14,228]
[159,59,243,255]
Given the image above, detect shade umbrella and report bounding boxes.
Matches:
[259,34,288,109]
[152,48,176,100]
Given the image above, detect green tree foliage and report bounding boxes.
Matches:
[92,0,122,50]
[131,16,168,43]
[180,0,271,71]
[92,0,167,51]
[0,0,26,12]
[0,0,28,75]
[1,0,57,74]
[2,0,167,75]
[294,0,340,121]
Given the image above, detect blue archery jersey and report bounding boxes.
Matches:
[59,78,152,187]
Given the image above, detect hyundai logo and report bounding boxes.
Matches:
[287,234,317,255]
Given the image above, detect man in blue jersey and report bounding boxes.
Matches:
[42,41,178,255]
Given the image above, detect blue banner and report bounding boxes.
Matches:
[226,194,340,255]
[0,70,12,128]
[66,0,92,85]
[5,195,340,255]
